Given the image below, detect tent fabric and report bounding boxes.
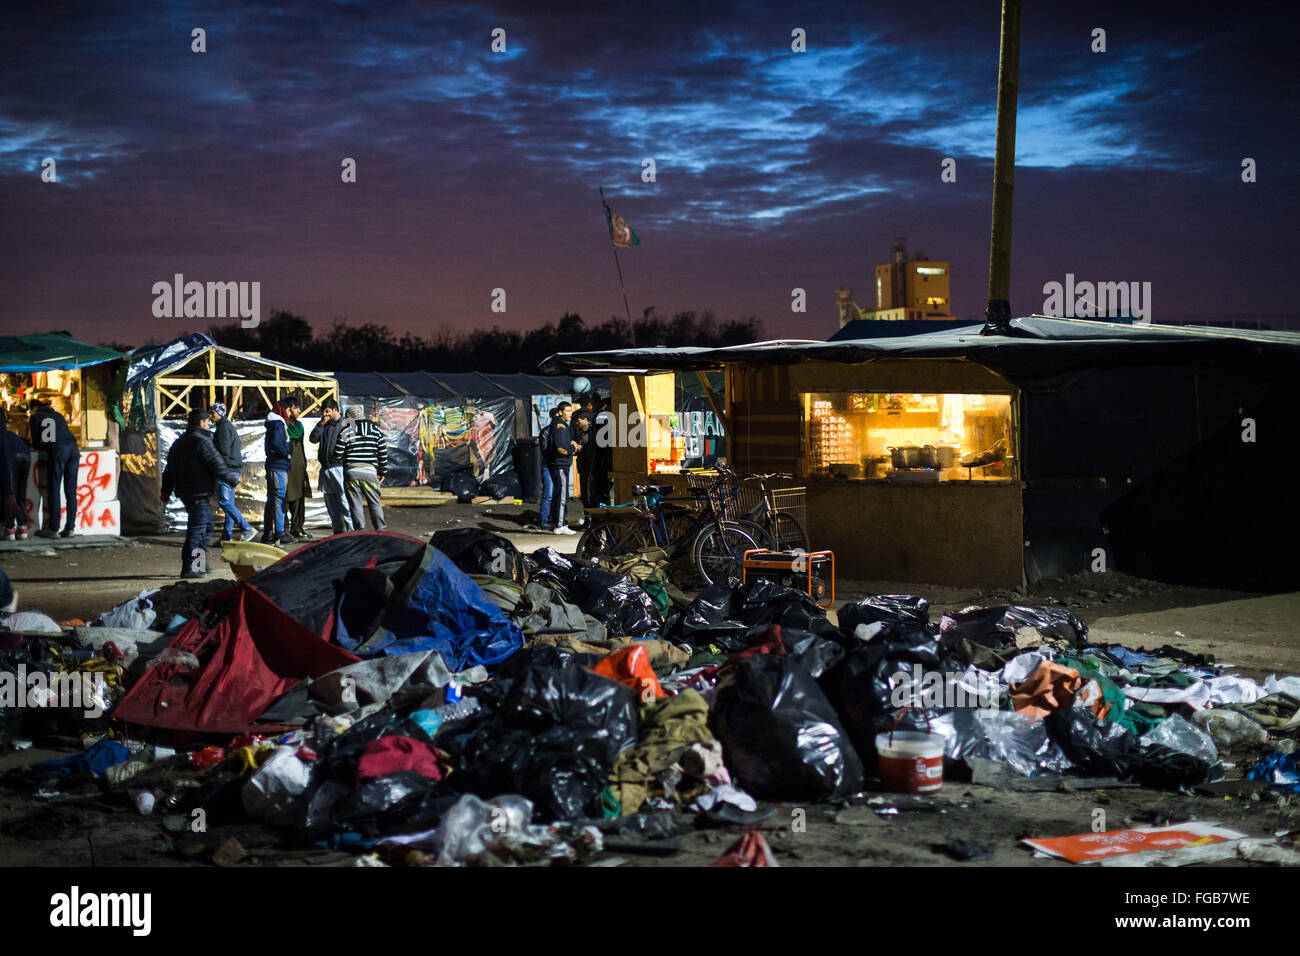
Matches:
[358,543,525,670]
[0,332,127,373]
[113,584,360,734]
[541,316,1300,389]
[828,318,986,342]
[248,531,427,637]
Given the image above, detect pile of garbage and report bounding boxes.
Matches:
[2,530,1298,866]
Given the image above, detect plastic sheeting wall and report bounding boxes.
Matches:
[339,396,516,489]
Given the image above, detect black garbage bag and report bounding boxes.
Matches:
[837,594,932,644]
[1045,708,1223,789]
[453,663,638,820]
[430,528,527,585]
[666,584,749,649]
[329,770,460,837]
[479,471,523,500]
[315,710,437,784]
[497,642,603,678]
[941,605,1088,651]
[0,634,79,746]
[444,468,479,502]
[528,548,663,637]
[710,654,863,800]
[821,633,965,764]
[667,579,847,676]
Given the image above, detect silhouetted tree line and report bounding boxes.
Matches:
[194,309,763,372]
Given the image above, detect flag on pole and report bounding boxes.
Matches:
[603,202,640,248]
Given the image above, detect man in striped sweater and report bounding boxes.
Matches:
[338,405,387,531]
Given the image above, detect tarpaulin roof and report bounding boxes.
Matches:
[827,318,989,342]
[541,316,1300,389]
[126,333,334,390]
[0,332,127,373]
[336,370,601,401]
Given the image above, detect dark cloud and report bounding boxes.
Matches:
[0,0,1295,343]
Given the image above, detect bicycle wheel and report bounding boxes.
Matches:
[576,519,642,562]
[766,511,810,552]
[692,520,770,588]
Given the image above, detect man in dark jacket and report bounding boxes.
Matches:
[1,409,31,540]
[162,408,240,578]
[309,398,352,535]
[209,403,255,543]
[262,398,295,544]
[28,398,80,537]
[539,402,578,534]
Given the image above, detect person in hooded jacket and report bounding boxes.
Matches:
[209,403,255,543]
[162,408,240,578]
[262,397,296,544]
[337,404,387,531]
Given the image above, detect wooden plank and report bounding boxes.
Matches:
[207,349,216,410]
[694,369,733,435]
[154,377,332,388]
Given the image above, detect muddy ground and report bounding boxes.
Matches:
[1,501,1298,867]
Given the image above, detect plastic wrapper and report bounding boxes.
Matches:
[430,529,526,585]
[1140,713,1218,764]
[1045,708,1223,788]
[98,589,159,630]
[528,548,663,638]
[454,662,638,821]
[1190,708,1269,747]
[243,745,315,827]
[948,708,1074,777]
[436,793,535,864]
[837,594,931,644]
[709,654,863,801]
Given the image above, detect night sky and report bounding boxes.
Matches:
[2,0,1296,346]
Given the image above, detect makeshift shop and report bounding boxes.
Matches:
[0,333,129,536]
[543,317,1300,591]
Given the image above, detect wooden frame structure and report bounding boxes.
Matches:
[140,344,336,422]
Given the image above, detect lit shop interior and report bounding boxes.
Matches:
[1,369,88,444]
[804,391,1015,481]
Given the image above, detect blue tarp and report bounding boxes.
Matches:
[351,545,524,670]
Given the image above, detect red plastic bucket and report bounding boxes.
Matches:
[875,710,944,794]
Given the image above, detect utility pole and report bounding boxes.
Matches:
[982,0,1022,335]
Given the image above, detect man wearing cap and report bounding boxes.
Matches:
[209,403,256,543]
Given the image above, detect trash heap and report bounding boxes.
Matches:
[2,530,1299,866]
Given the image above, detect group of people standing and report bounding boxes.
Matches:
[160,396,388,578]
[537,393,611,533]
[0,398,81,540]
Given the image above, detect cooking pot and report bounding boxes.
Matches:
[934,444,960,469]
[890,445,926,469]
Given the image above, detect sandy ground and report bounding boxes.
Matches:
[1,499,1298,867]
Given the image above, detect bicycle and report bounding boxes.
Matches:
[734,472,810,553]
[576,467,773,586]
